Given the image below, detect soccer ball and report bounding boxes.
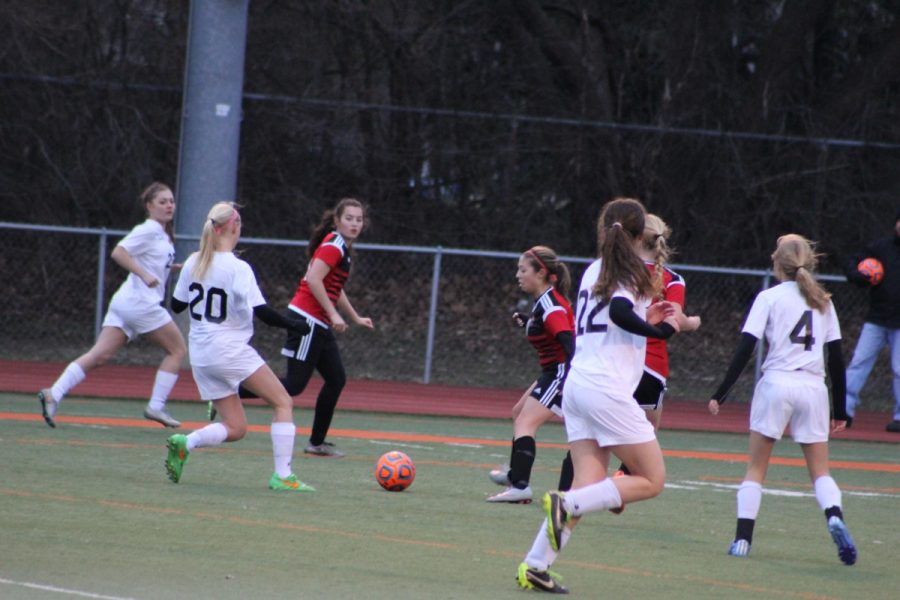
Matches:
[375,451,415,491]
[857,257,884,285]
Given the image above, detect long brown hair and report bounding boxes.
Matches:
[522,245,571,297]
[592,197,656,301]
[139,182,174,243]
[307,197,366,258]
[771,234,832,312]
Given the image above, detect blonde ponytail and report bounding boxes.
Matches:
[772,234,831,312]
[193,202,238,280]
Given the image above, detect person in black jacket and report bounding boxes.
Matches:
[844,209,900,433]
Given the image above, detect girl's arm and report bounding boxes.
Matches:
[337,290,374,330]
[111,245,158,287]
[671,302,701,332]
[609,297,678,339]
[305,258,343,328]
[707,332,757,414]
[825,339,848,430]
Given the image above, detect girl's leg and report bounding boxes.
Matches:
[488,396,554,502]
[307,336,346,449]
[490,386,533,486]
[142,321,187,426]
[39,327,129,426]
[165,394,242,484]
[801,441,856,564]
[729,431,776,554]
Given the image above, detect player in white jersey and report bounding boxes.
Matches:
[38,182,187,429]
[165,202,314,492]
[516,198,680,594]
[708,234,856,565]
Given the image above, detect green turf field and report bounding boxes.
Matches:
[1,393,897,599]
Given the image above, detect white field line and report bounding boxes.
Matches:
[670,479,899,500]
[0,577,135,600]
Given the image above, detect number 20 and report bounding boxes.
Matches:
[188,282,228,324]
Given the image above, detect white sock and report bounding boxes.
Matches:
[148,370,178,411]
[813,475,842,511]
[736,480,763,519]
[563,478,622,516]
[51,362,86,403]
[524,518,571,570]
[186,423,228,451]
[271,421,297,478]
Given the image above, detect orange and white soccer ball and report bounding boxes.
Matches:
[375,451,415,491]
[858,257,884,285]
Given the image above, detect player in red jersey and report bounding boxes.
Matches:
[486,246,575,504]
[616,214,701,478]
[240,198,372,457]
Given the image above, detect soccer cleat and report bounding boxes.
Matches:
[489,466,511,486]
[543,491,570,552]
[609,469,626,514]
[827,516,857,565]
[143,405,181,428]
[38,388,58,428]
[303,442,345,457]
[207,401,217,421]
[268,472,316,492]
[516,562,568,594]
[728,539,751,557]
[165,434,189,483]
[486,485,533,504]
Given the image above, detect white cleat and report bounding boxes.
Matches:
[728,539,751,557]
[144,405,182,428]
[488,466,511,486]
[38,388,58,428]
[486,485,533,504]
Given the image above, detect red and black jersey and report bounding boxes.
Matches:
[645,262,685,378]
[288,232,351,326]
[526,287,575,369]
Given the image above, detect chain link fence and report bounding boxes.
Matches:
[1,222,892,409]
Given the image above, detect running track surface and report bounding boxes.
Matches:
[2,359,897,443]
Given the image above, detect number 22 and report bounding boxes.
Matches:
[576,289,608,335]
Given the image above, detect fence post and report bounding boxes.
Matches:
[752,271,772,386]
[423,247,443,384]
[94,231,108,339]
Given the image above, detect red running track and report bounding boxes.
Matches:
[1,359,896,443]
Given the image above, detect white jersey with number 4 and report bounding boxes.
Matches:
[112,219,175,306]
[567,258,651,397]
[173,251,265,367]
[742,281,840,377]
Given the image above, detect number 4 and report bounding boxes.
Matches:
[789,310,815,351]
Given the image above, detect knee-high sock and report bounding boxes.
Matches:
[736,480,763,519]
[524,518,571,571]
[814,475,842,511]
[557,451,574,491]
[509,436,536,489]
[186,423,228,451]
[148,370,178,410]
[50,362,86,403]
[563,478,622,516]
[271,421,297,478]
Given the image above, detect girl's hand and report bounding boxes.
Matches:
[355,316,374,330]
[663,315,680,332]
[708,400,720,415]
[831,419,847,434]
[141,274,160,288]
[331,314,348,333]
[647,301,676,325]
[512,312,528,328]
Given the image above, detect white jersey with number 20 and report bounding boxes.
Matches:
[173,251,265,367]
[567,258,651,398]
[742,281,840,377]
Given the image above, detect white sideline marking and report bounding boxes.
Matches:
[369,440,433,451]
[672,479,899,499]
[0,577,135,600]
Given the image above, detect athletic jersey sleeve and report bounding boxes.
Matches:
[542,307,571,338]
[172,255,194,303]
[665,277,686,307]
[741,294,770,339]
[236,261,266,309]
[824,301,841,344]
[116,221,154,255]
[314,242,344,269]
[608,296,675,339]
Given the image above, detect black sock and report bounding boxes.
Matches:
[618,463,631,476]
[825,506,844,521]
[558,451,573,491]
[508,436,536,489]
[735,518,755,543]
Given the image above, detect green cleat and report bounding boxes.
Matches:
[516,562,568,594]
[165,434,189,483]
[543,491,571,552]
[268,472,316,492]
